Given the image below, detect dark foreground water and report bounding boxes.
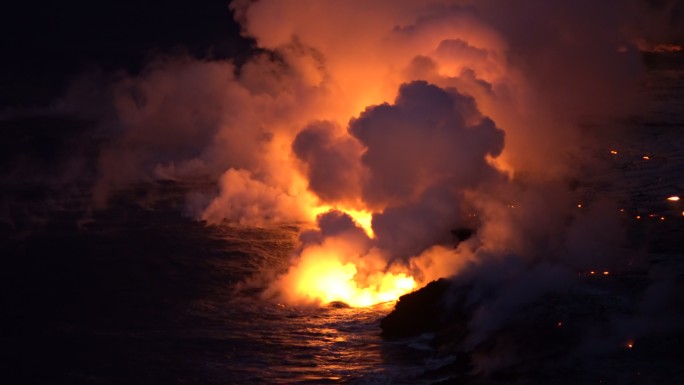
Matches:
[2,187,451,384]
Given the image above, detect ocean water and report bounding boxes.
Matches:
[2,182,447,384]
[2,66,683,384]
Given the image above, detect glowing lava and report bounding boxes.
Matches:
[274,237,416,307]
[292,261,416,307]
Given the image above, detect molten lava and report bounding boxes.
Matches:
[294,262,416,307]
[275,237,416,307]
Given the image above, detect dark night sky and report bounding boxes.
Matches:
[2,0,683,108]
[0,1,252,107]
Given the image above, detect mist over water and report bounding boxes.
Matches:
[54,0,655,308]
[2,0,684,383]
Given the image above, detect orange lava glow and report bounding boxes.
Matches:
[275,238,417,307]
[294,264,415,307]
[267,203,421,307]
[310,205,375,238]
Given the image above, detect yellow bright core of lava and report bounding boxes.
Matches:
[278,205,418,308]
[291,252,417,307]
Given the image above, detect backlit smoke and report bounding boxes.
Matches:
[78,0,655,309]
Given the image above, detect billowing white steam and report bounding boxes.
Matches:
[75,0,671,334]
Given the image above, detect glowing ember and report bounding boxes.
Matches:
[667,196,680,202]
[603,271,610,275]
[636,215,641,220]
[643,155,650,160]
[626,341,634,349]
[590,271,596,275]
[660,216,666,221]
[610,150,618,155]
[577,204,583,208]
[557,321,563,327]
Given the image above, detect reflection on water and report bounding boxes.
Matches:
[187,224,437,384]
[219,300,396,383]
[3,188,442,384]
[207,300,443,384]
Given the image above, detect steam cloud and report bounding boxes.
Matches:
[30,0,682,377]
[70,0,647,300]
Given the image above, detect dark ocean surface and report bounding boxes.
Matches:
[1,183,444,384]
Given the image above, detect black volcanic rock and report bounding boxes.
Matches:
[380,278,453,338]
[328,301,351,308]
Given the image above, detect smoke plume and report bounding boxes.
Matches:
[40,0,682,369]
